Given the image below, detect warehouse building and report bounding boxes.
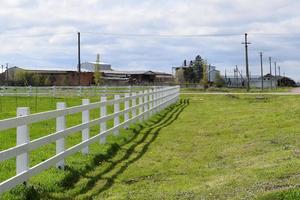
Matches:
[0,65,174,86]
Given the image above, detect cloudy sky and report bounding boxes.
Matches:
[1,0,300,80]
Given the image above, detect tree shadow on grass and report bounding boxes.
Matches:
[45,99,189,200]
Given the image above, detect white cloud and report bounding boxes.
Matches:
[0,0,300,80]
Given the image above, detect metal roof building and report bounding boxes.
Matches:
[81,62,112,71]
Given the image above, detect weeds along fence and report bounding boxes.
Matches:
[0,86,180,194]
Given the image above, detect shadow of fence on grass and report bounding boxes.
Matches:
[47,99,189,199]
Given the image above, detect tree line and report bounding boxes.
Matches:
[0,69,58,86]
[175,55,225,88]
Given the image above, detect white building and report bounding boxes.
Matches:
[208,66,220,83]
[225,75,278,88]
[250,78,277,88]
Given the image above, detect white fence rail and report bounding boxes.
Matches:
[0,86,180,194]
[0,86,159,97]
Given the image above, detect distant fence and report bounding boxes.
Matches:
[0,86,157,97]
[178,84,204,89]
[0,86,180,194]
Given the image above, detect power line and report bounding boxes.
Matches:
[249,32,300,37]
[1,31,300,39]
[0,32,74,38]
[81,31,243,38]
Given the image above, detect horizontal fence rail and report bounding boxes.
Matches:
[0,86,180,194]
[0,86,169,97]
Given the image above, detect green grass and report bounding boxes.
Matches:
[180,87,292,93]
[258,189,300,200]
[1,94,300,199]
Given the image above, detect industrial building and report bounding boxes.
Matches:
[225,74,296,88]
[0,64,174,86]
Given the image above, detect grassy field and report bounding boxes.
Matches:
[180,87,292,93]
[1,94,300,199]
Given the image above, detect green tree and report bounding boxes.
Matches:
[14,70,34,86]
[184,67,195,83]
[14,69,26,85]
[193,55,204,82]
[94,54,102,86]
[32,73,42,86]
[214,72,225,87]
[182,55,204,83]
[44,76,51,86]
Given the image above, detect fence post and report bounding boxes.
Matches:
[132,92,137,122]
[143,90,148,120]
[124,93,130,128]
[16,107,30,176]
[153,87,156,105]
[165,88,168,107]
[149,89,153,117]
[152,88,155,113]
[78,86,82,97]
[169,88,173,105]
[56,102,66,169]
[157,88,161,112]
[172,87,176,104]
[28,86,32,97]
[114,94,120,135]
[165,87,168,108]
[170,87,173,105]
[82,99,90,154]
[161,88,165,110]
[154,87,158,114]
[177,86,180,102]
[127,85,131,94]
[138,91,143,122]
[100,96,107,144]
[52,86,56,97]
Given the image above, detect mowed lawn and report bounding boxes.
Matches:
[1,94,300,199]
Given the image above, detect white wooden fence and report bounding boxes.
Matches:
[0,86,155,97]
[0,86,180,194]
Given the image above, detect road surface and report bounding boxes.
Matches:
[290,87,300,93]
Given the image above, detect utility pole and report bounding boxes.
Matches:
[269,57,272,89]
[278,66,281,87]
[242,33,251,91]
[235,65,238,87]
[6,63,8,86]
[208,64,211,83]
[77,32,81,86]
[1,65,3,86]
[274,61,277,89]
[260,52,264,91]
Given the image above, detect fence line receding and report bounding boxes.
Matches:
[0,86,180,194]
